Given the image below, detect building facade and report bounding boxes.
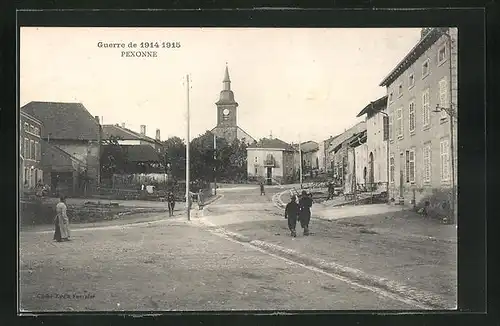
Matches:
[20,111,43,190]
[211,65,256,145]
[356,95,390,189]
[379,27,458,217]
[247,138,297,185]
[102,123,163,152]
[21,101,103,194]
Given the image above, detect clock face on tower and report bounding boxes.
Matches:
[222,108,230,121]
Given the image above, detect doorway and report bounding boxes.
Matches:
[266,167,272,185]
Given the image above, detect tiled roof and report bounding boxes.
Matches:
[119,145,162,162]
[379,28,447,87]
[328,121,367,152]
[356,95,388,117]
[247,138,295,151]
[21,101,100,141]
[102,124,159,144]
[298,141,319,153]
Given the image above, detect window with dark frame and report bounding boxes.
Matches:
[383,115,389,141]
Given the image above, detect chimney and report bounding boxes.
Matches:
[140,125,146,135]
[95,116,100,125]
[155,129,161,141]
[121,123,125,128]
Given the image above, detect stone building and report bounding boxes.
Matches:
[246,138,297,185]
[21,101,102,194]
[379,27,458,218]
[211,65,255,145]
[19,110,43,190]
[356,95,390,189]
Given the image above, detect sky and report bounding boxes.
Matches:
[20,27,421,144]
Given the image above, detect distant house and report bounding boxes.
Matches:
[20,111,43,190]
[20,101,102,194]
[295,141,320,176]
[326,121,367,185]
[345,130,368,194]
[102,124,163,152]
[247,138,297,185]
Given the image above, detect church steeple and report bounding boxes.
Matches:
[216,64,238,106]
[223,64,231,90]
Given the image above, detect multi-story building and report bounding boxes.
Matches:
[247,138,297,185]
[356,95,390,189]
[102,123,164,152]
[379,27,458,217]
[21,101,103,195]
[20,111,43,190]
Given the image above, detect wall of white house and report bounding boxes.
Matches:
[366,111,389,184]
[247,149,285,179]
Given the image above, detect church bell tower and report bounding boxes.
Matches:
[215,64,238,127]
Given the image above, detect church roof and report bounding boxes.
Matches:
[223,65,230,82]
[248,138,295,151]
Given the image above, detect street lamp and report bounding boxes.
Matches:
[378,110,391,204]
[434,104,456,225]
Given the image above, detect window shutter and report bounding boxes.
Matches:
[389,115,393,141]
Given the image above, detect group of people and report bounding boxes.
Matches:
[284,190,314,237]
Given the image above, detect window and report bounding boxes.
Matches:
[389,114,393,141]
[440,139,450,182]
[388,92,393,103]
[423,144,431,183]
[409,101,416,132]
[389,156,395,183]
[408,149,415,183]
[30,124,34,134]
[382,115,389,141]
[396,107,403,139]
[398,82,403,97]
[422,59,430,78]
[254,167,258,175]
[408,72,415,88]
[35,141,39,161]
[24,122,29,131]
[24,138,29,159]
[30,140,34,160]
[422,88,430,126]
[438,44,447,65]
[439,77,449,119]
[254,156,258,163]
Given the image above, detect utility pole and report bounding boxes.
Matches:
[213,133,217,196]
[186,74,191,221]
[298,135,303,189]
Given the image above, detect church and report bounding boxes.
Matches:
[211,65,256,145]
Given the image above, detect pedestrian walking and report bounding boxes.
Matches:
[326,181,334,200]
[260,182,265,196]
[53,195,70,242]
[198,189,204,210]
[285,195,300,237]
[167,191,176,216]
[298,190,313,236]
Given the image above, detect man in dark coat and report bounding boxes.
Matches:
[326,181,335,200]
[260,182,265,196]
[167,191,176,216]
[298,190,313,236]
[284,195,300,237]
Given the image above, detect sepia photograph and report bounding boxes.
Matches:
[18,26,458,312]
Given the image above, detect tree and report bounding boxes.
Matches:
[101,135,127,178]
[162,136,186,181]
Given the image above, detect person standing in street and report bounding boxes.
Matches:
[167,191,176,217]
[285,195,299,237]
[298,190,313,236]
[260,182,265,196]
[326,181,334,200]
[54,195,70,242]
